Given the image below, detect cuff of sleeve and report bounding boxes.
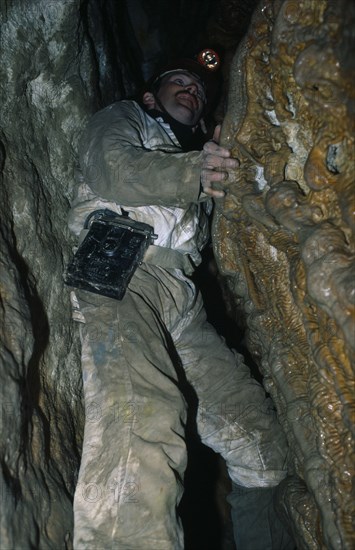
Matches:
[228,466,287,488]
[175,150,202,205]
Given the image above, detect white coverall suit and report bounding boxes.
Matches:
[68,100,288,549]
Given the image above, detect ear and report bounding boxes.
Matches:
[142,92,157,110]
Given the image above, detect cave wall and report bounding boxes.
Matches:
[214,0,355,548]
[0,1,99,547]
[0,0,354,549]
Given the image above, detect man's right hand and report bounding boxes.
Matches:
[200,125,239,198]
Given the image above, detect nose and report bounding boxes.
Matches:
[185,83,198,95]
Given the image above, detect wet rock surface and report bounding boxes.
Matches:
[214,1,355,548]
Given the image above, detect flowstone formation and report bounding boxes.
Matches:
[214,0,355,548]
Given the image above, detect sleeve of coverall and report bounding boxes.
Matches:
[79,104,204,208]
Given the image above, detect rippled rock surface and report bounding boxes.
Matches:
[214,1,355,548]
[0,1,94,547]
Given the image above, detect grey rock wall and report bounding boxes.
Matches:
[0,1,96,547]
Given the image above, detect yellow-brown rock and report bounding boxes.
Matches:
[213,1,354,548]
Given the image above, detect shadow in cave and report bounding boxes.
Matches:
[1,219,51,464]
[165,328,230,550]
[178,244,261,550]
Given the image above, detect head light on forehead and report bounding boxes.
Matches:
[197,49,220,72]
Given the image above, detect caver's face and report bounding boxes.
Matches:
[156,72,205,126]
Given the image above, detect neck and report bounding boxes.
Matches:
[154,95,197,128]
[144,105,205,152]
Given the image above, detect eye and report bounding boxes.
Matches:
[173,78,185,86]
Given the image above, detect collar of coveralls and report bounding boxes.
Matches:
[143,105,206,152]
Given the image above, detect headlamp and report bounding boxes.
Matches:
[197,49,220,72]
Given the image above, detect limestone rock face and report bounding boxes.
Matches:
[0,1,97,547]
[214,1,355,548]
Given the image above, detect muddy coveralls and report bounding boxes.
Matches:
[68,100,288,549]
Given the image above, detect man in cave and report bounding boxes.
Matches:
[67,49,294,549]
